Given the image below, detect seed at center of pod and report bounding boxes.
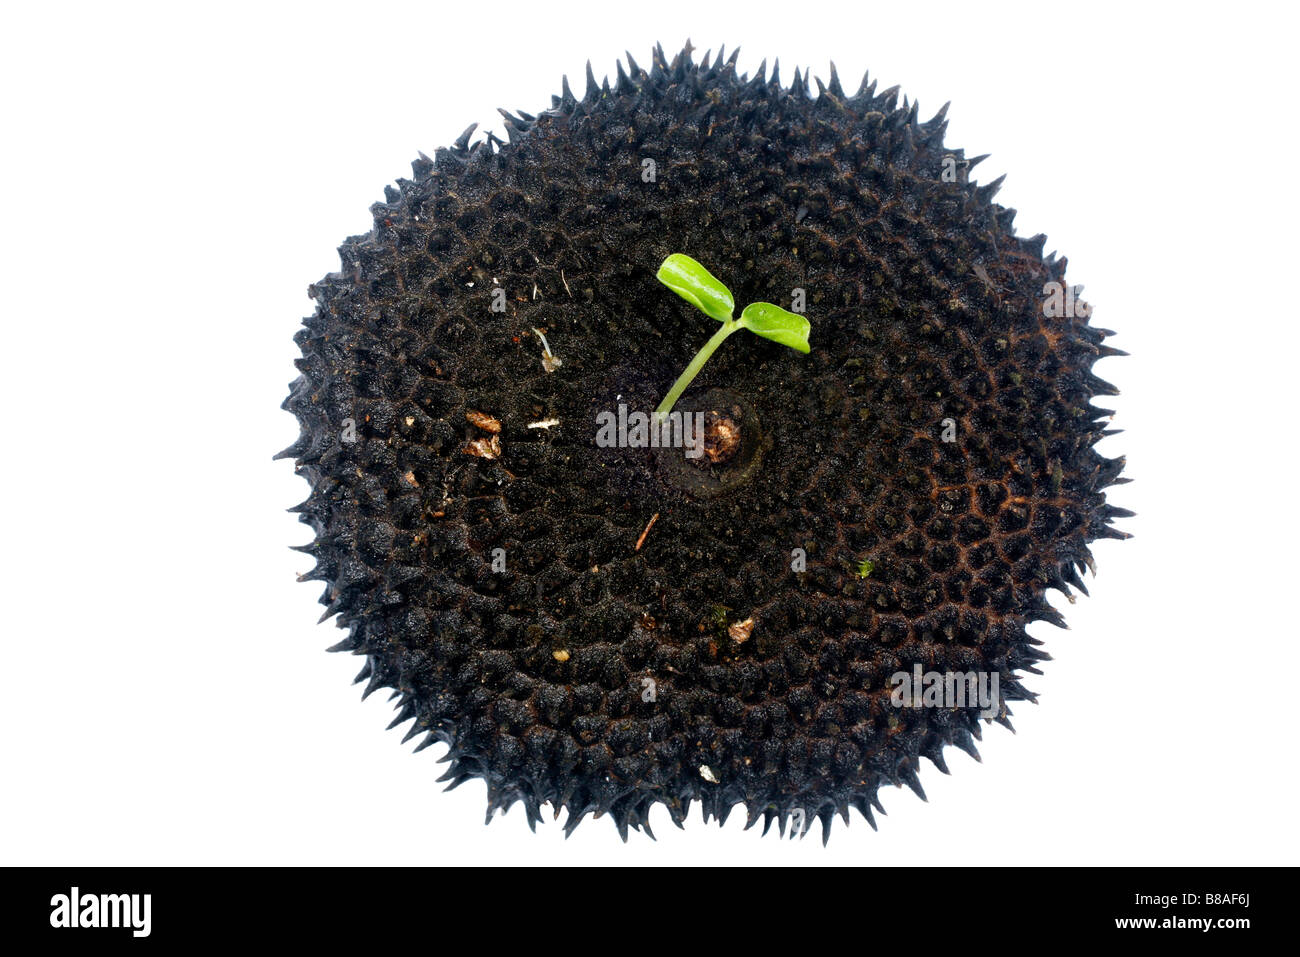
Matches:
[696,407,742,466]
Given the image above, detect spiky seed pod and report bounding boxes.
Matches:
[280,44,1127,841]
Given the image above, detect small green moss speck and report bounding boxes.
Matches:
[856,558,875,579]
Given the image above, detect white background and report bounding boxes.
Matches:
[2,1,1296,866]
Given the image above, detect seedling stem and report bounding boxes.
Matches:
[654,318,740,420]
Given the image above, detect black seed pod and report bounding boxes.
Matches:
[280,43,1127,841]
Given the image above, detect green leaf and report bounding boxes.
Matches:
[738,302,811,353]
[656,254,735,323]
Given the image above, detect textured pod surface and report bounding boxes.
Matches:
[280,44,1127,840]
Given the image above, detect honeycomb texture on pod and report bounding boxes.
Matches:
[280,43,1128,841]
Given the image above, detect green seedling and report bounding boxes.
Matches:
[654,254,810,419]
[856,558,875,579]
